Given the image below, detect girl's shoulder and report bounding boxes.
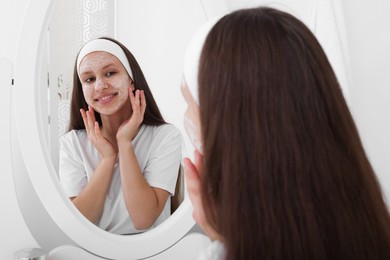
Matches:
[59,129,88,148]
[142,123,182,140]
[135,124,182,152]
[60,129,86,140]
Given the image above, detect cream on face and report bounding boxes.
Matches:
[184,114,203,153]
[181,83,203,154]
[78,51,134,115]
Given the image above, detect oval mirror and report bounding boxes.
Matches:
[13,0,228,259]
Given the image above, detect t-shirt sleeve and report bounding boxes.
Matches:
[143,125,183,195]
[58,132,88,197]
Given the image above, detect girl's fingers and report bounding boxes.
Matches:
[133,89,140,110]
[194,150,204,176]
[86,111,93,130]
[86,110,97,141]
[184,158,200,179]
[81,108,94,139]
[89,108,98,141]
[129,89,141,117]
[183,157,205,226]
[129,89,145,118]
[140,90,146,115]
[80,109,89,135]
[94,121,102,143]
[184,158,202,198]
[128,88,136,108]
[88,106,96,123]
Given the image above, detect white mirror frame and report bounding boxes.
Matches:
[13,0,228,259]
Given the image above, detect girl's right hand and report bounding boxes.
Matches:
[80,106,117,160]
[184,150,222,241]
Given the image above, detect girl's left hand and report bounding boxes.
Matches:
[80,106,117,160]
[117,88,146,142]
[184,150,222,241]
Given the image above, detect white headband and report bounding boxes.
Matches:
[76,39,134,80]
[183,16,221,104]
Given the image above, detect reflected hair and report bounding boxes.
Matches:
[68,37,166,131]
[198,7,390,260]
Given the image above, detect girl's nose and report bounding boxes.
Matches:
[95,78,108,91]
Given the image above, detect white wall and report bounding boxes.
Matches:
[342,0,390,202]
[0,1,40,260]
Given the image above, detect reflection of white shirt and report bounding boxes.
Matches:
[196,240,226,260]
[59,124,182,235]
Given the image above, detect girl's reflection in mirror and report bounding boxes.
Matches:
[59,37,183,235]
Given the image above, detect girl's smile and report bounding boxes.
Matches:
[94,92,118,104]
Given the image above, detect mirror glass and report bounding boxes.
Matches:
[14,0,227,258]
[40,0,207,235]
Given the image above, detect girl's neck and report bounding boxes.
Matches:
[99,105,132,146]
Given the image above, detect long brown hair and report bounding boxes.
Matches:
[68,37,166,130]
[199,7,390,260]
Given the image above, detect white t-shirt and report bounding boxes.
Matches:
[59,123,182,235]
[196,240,226,260]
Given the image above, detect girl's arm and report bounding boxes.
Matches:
[71,156,116,224]
[116,89,173,230]
[71,106,118,224]
[118,141,170,230]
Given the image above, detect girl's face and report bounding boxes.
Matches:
[78,51,134,116]
[181,82,203,154]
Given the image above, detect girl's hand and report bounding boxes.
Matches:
[80,106,117,159]
[184,150,222,241]
[116,89,146,142]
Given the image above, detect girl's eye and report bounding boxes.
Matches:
[106,71,116,77]
[85,77,95,83]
